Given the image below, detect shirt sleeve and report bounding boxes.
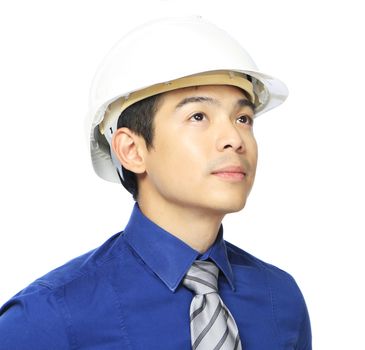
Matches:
[264,264,312,350]
[0,284,70,350]
[296,297,312,350]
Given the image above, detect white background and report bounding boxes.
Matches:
[0,0,364,348]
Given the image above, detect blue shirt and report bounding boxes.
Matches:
[0,203,311,349]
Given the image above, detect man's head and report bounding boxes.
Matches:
[111,84,258,215]
[86,16,288,206]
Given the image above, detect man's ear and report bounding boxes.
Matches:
[111,127,147,174]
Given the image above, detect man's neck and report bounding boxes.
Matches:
[137,199,224,254]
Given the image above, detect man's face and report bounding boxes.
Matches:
[139,84,258,215]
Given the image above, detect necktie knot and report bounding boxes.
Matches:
[183,260,219,295]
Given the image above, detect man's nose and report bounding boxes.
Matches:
[215,120,246,153]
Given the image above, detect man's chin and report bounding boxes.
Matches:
[225,201,247,214]
[206,198,248,215]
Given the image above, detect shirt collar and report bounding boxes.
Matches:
[122,203,235,293]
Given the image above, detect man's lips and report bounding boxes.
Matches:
[211,165,246,175]
[211,165,247,181]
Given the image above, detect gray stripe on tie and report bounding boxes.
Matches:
[190,295,207,322]
[192,262,218,280]
[185,275,218,292]
[192,301,222,350]
[213,325,229,350]
[233,332,241,350]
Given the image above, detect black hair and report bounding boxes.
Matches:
[116,93,162,201]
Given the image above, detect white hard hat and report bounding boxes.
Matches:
[86,16,288,184]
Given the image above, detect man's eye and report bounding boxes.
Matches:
[237,115,254,126]
[189,113,206,122]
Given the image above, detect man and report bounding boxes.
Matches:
[0,16,311,349]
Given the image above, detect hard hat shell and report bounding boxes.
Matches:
[86,16,288,184]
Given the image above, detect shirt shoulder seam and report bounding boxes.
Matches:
[33,238,128,292]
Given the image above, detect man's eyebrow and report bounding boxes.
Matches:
[174,96,256,113]
[236,98,256,113]
[175,96,218,109]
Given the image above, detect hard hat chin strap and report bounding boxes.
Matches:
[110,147,125,182]
[104,122,125,183]
[113,151,137,197]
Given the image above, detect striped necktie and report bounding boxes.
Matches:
[183,260,243,350]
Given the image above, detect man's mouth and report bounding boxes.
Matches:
[211,165,246,181]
